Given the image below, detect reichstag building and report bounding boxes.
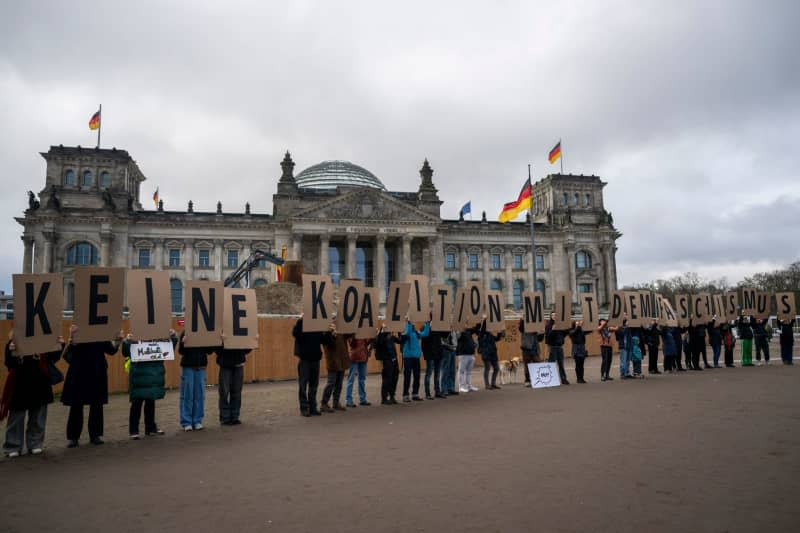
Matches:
[17,145,621,312]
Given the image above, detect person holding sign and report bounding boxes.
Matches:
[457,325,480,393]
[597,319,615,382]
[320,325,351,412]
[659,325,679,373]
[478,318,504,390]
[721,323,736,368]
[616,318,633,379]
[122,330,178,439]
[440,329,459,396]
[178,331,215,431]
[776,318,795,365]
[422,327,447,399]
[753,318,771,365]
[292,316,326,417]
[216,334,254,425]
[672,327,687,371]
[707,318,723,368]
[687,318,709,371]
[2,332,64,457]
[345,336,372,407]
[61,325,123,447]
[519,318,544,386]
[737,314,755,367]
[400,319,430,402]
[568,321,588,384]
[374,324,402,405]
[644,320,661,375]
[545,313,570,385]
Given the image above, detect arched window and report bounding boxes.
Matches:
[66,242,98,265]
[82,170,93,187]
[65,282,75,311]
[490,279,503,291]
[446,278,458,303]
[253,279,268,287]
[535,279,546,305]
[100,171,111,188]
[513,279,524,309]
[585,193,591,207]
[573,193,579,206]
[576,251,592,269]
[170,278,183,313]
[562,192,568,206]
[64,169,76,186]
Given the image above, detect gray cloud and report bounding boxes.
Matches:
[1,0,799,292]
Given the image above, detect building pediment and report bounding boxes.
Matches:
[292,188,439,224]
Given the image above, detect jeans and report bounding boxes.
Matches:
[129,399,156,435]
[425,358,442,396]
[346,361,368,404]
[448,351,458,391]
[403,358,421,398]
[619,348,630,377]
[67,403,103,441]
[458,355,475,389]
[482,358,499,388]
[180,367,206,428]
[381,358,399,400]
[322,370,344,405]
[219,365,244,423]
[4,404,47,453]
[548,345,568,383]
[711,343,722,366]
[297,359,321,412]
[755,338,770,362]
[440,350,455,393]
[600,346,613,378]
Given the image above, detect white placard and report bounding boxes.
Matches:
[130,341,175,362]
[528,362,562,389]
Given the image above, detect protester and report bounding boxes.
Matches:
[776,318,795,365]
[422,327,446,399]
[215,334,253,426]
[457,324,480,393]
[687,318,708,371]
[292,315,325,417]
[61,325,123,447]
[616,317,633,379]
[672,327,686,371]
[721,322,736,368]
[737,314,754,367]
[682,333,692,370]
[660,325,678,373]
[753,318,771,365]
[519,318,544,386]
[597,319,615,381]
[2,332,64,457]
[320,325,350,412]
[545,312,569,385]
[707,318,723,368]
[645,319,661,374]
[440,329,458,395]
[122,329,178,439]
[346,335,371,407]
[401,319,430,402]
[478,318,504,390]
[374,324,401,405]
[568,320,587,383]
[178,331,214,431]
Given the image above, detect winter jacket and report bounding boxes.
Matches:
[122,334,177,401]
[777,319,795,347]
[4,342,62,410]
[645,324,660,347]
[477,321,502,361]
[615,323,632,351]
[688,321,706,346]
[442,331,458,353]
[752,320,768,339]
[671,329,683,356]
[61,340,119,406]
[569,326,587,357]
[519,319,543,357]
[216,348,251,368]
[292,319,324,362]
[707,321,722,347]
[598,325,613,347]
[737,316,754,340]
[722,325,736,350]
[422,331,445,361]
[660,326,678,357]
[544,320,566,347]
[347,337,371,363]
[374,331,401,362]
[631,337,643,362]
[322,332,351,372]
[179,333,213,368]
[400,322,430,359]
[457,327,478,355]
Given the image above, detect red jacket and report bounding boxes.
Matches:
[347,337,371,363]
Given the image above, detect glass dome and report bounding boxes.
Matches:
[295,160,386,190]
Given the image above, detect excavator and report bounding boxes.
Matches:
[223,249,285,288]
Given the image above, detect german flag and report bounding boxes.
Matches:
[548,141,561,164]
[89,109,101,130]
[498,178,532,223]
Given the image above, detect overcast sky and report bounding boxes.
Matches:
[1,0,798,294]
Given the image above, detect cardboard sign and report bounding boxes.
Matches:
[624,291,642,327]
[675,294,691,327]
[12,273,64,356]
[385,281,411,332]
[355,287,379,339]
[580,293,598,326]
[661,298,678,327]
[776,292,797,321]
[741,288,757,315]
[335,279,363,335]
[223,288,258,349]
[724,291,738,321]
[607,291,626,327]
[126,270,171,341]
[711,294,725,322]
[754,292,770,319]
[522,291,545,332]
[638,291,653,320]
[184,280,224,347]
[430,284,453,332]
[465,281,484,326]
[454,288,468,327]
[301,274,334,333]
[73,267,124,343]
[528,362,561,389]
[485,290,505,333]
[407,275,430,323]
[654,293,664,319]
[129,341,175,362]
[693,293,711,322]
[553,291,573,329]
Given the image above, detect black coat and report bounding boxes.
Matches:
[215,348,251,368]
[61,341,119,406]
[544,320,566,347]
[4,342,62,410]
[421,331,445,361]
[179,333,213,368]
[292,319,324,362]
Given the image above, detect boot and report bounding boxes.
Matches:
[320,401,334,413]
[333,401,346,411]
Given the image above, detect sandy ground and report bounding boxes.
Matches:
[1,347,799,533]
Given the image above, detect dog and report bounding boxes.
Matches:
[499,360,514,384]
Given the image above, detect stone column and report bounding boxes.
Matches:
[21,236,34,274]
[292,233,302,262]
[604,245,617,304]
[346,234,357,279]
[99,233,112,267]
[429,236,442,285]
[154,239,164,271]
[319,235,329,276]
[185,239,194,280]
[401,235,412,280]
[482,245,490,291]
[459,245,468,286]
[527,249,535,291]
[504,246,513,303]
[214,239,223,281]
[375,235,386,298]
[566,245,577,302]
[41,231,55,274]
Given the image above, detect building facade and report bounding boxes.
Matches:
[17,145,621,312]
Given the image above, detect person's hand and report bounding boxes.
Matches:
[125,333,133,341]
[169,328,176,337]
[220,332,227,340]
[482,313,487,320]
[8,340,18,354]
[57,335,65,344]
[70,324,78,335]
[254,334,260,341]
[299,312,304,319]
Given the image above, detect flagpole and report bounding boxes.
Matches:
[529,164,537,289]
[97,104,102,149]
[559,138,563,175]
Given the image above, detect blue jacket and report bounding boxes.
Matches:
[401,322,430,358]
[660,326,678,357]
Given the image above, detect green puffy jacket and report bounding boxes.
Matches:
[122,335,177,401]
